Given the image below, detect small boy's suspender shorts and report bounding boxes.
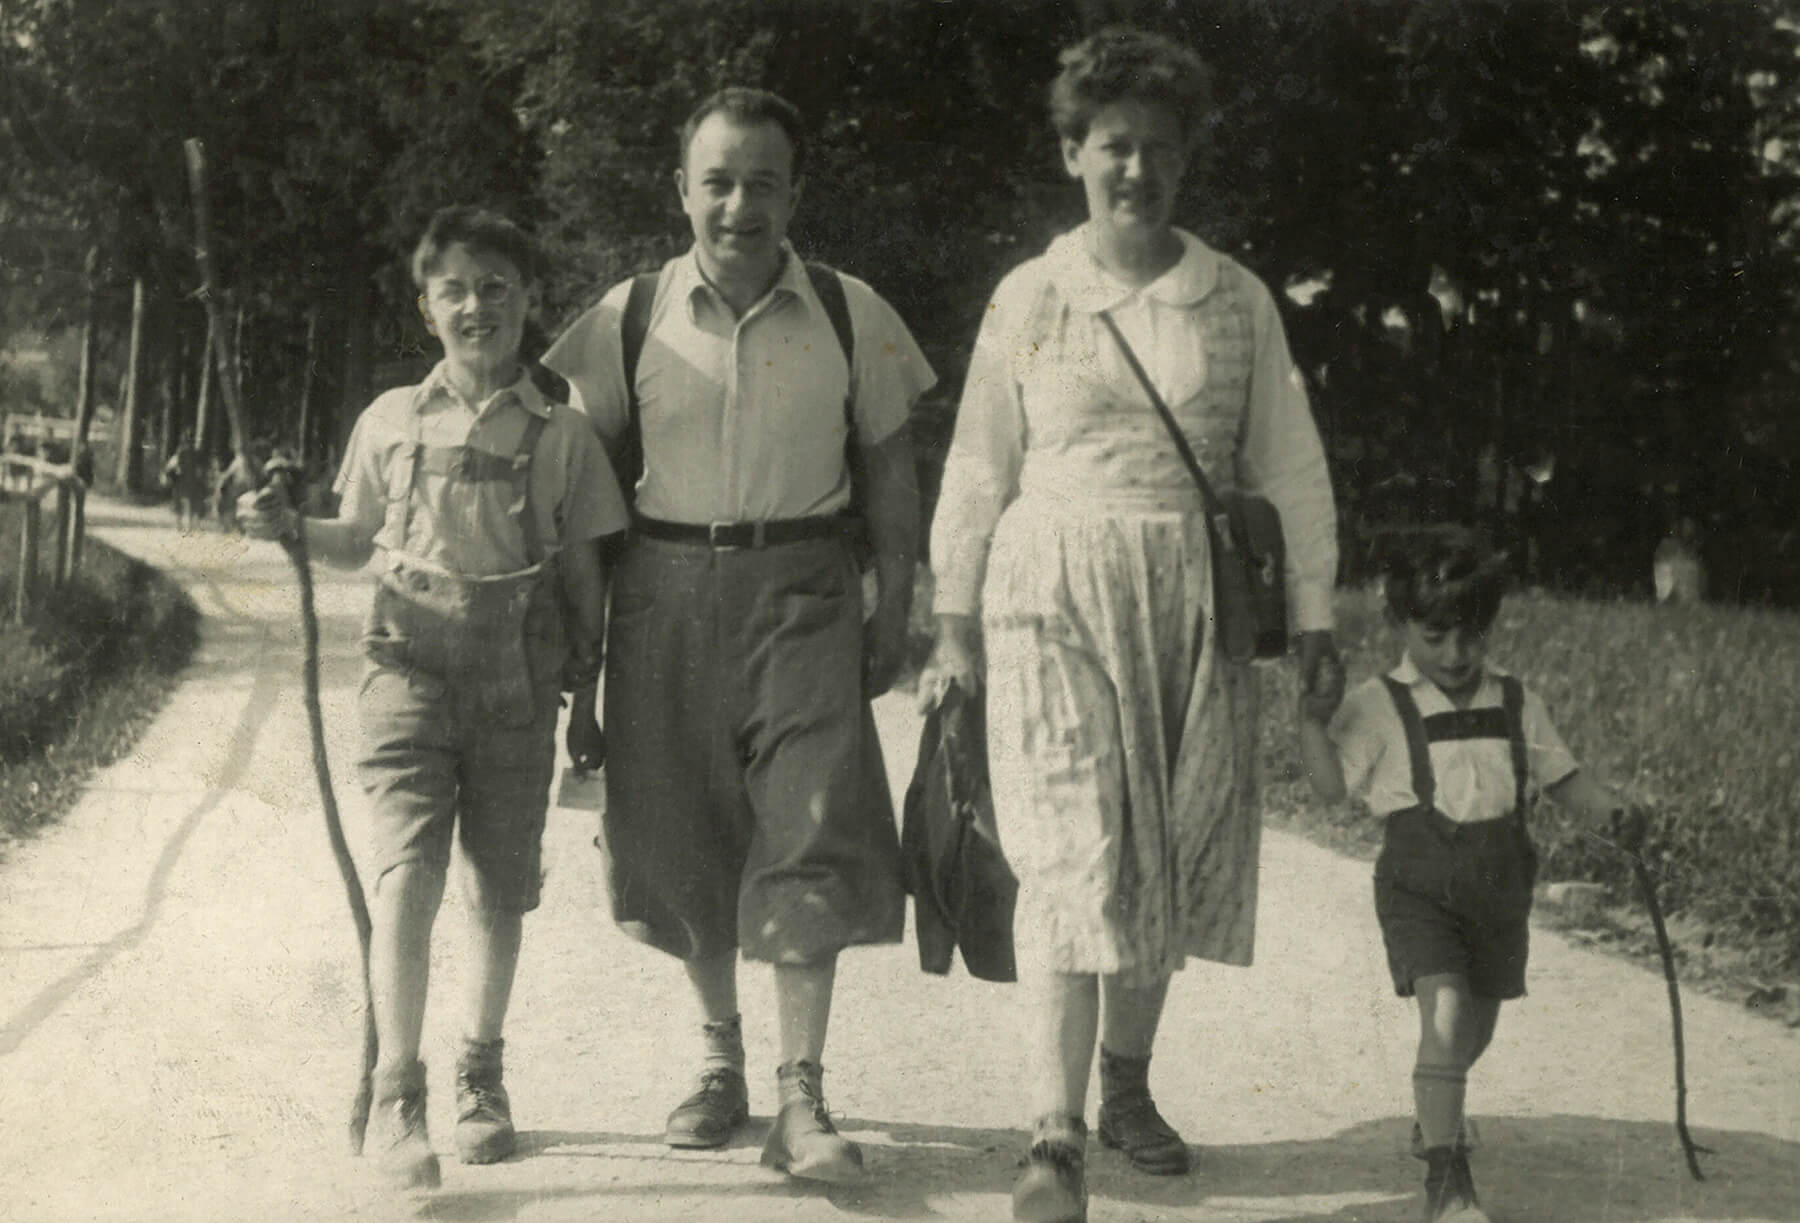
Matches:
[1372,676,1538,999]
[356,412,565,913]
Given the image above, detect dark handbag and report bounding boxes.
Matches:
[1099,311,1288,662]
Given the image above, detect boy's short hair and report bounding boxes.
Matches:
[1380,525,1508,633]
[410,206,540,290]
[680,86,807,178]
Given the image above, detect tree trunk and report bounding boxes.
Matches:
[114,277,148,492]
[71,247,101,456]
[195,309,217,461]
[297,304,320,470]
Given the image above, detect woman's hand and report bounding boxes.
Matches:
[918,612,982,710]
[1295,630,1344,719]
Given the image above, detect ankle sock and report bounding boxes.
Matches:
[702,1014,745,1075]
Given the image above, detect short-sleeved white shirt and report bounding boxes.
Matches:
[541,243,936,523]
[333,362,627,576]
[1328,656,1581,824]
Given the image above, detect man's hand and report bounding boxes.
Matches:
[862,597,908,699]
[237,484,299,543]
[564,681,605,773]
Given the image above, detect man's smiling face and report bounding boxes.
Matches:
[677,112,802,288]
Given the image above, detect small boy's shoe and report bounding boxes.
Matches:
[664,1067,750,1148]
[1421,1146,1490,1223]
[759,1060,863,1181]
[370,1060,440,1191]
[1095,1047,1190,1175]
[1410,1118,1481,1160]
[455,1038,515,1164]
[1012,1114,1088,1223]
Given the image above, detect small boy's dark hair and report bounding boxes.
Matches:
[1380,525,1508,633]
[410,206,539,290]
[680,86,807,178]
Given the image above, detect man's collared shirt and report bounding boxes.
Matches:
[542,243,936,524]
[334,361,627,576]
[1328,656,1580,824]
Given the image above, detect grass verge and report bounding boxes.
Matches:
[1259,584,1800,1020]
[0,499,200,853]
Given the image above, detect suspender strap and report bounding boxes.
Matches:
[1382,677,1435,813]
[391,391,550,568]
[1500,674,1529,825]
[1383,674,1531,821]
[508,412,549,568]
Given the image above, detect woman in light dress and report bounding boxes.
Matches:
[923,27,1342,1222]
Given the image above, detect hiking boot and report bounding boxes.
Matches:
[664,1067,750,1149]
[1421,1146,1490,1222]
[1410,1118,1481,1161]
[1012,1114,1088,1223]
[455,1038,515,1164]
[370,1060,440,1191]
[759,1060,863,1181]
[1095,1048,1190,1175]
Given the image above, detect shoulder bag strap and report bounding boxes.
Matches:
[1097,309,1237,557]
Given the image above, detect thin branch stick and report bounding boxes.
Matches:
[183,138,378,1155]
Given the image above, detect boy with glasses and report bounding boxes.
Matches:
[241,205,625,1192]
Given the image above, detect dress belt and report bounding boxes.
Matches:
[633,514,846,550]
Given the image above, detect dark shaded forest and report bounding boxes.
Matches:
[4,0,1798,601]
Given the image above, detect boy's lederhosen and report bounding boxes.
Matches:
[356,402,565,913]
[1372,675,1537,999]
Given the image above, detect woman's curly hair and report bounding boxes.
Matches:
[1049,26,1213,145]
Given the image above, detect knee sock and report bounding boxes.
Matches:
[703,1013,745,1075]
[1413,1062,1467,1150]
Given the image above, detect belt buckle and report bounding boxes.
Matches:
[708,521,740,550]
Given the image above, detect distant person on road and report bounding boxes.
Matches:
[240,205,625,1192]
[161,431,207,532]
[1298,525,1649,1223]
[922,28,1340,1221]
[541,86,934,1182]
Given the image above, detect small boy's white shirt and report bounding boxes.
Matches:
[1328,655,1580,824]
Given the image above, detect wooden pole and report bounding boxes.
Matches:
[14,498,39,624]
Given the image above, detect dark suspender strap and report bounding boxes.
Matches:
[1500,675,1529,825]
[508,412,550,567]
[615,270,660,498]
[1383,677,1435,813]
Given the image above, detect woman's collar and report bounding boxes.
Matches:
[1046,224,1220,314]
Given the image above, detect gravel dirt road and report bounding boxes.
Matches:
[2,499,1796,1222]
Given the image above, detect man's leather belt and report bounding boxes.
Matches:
[633,514,845,549]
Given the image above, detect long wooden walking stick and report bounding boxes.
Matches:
[183,138,379,1155]
[1586,820,1712,1181]
[1628,851,1712,1181]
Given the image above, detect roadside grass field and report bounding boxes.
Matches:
[1259,584,1800,993]
[0,498,199,851]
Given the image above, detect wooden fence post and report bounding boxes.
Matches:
[52,483,72,588]
[14,497,39,624]
[67,482,86,581]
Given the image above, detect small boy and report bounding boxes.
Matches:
[241,206,625,1190]
[1298,526,1647,1223]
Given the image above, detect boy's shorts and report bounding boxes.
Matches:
[357,663,560,913]
[1373,808,1536,1000]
